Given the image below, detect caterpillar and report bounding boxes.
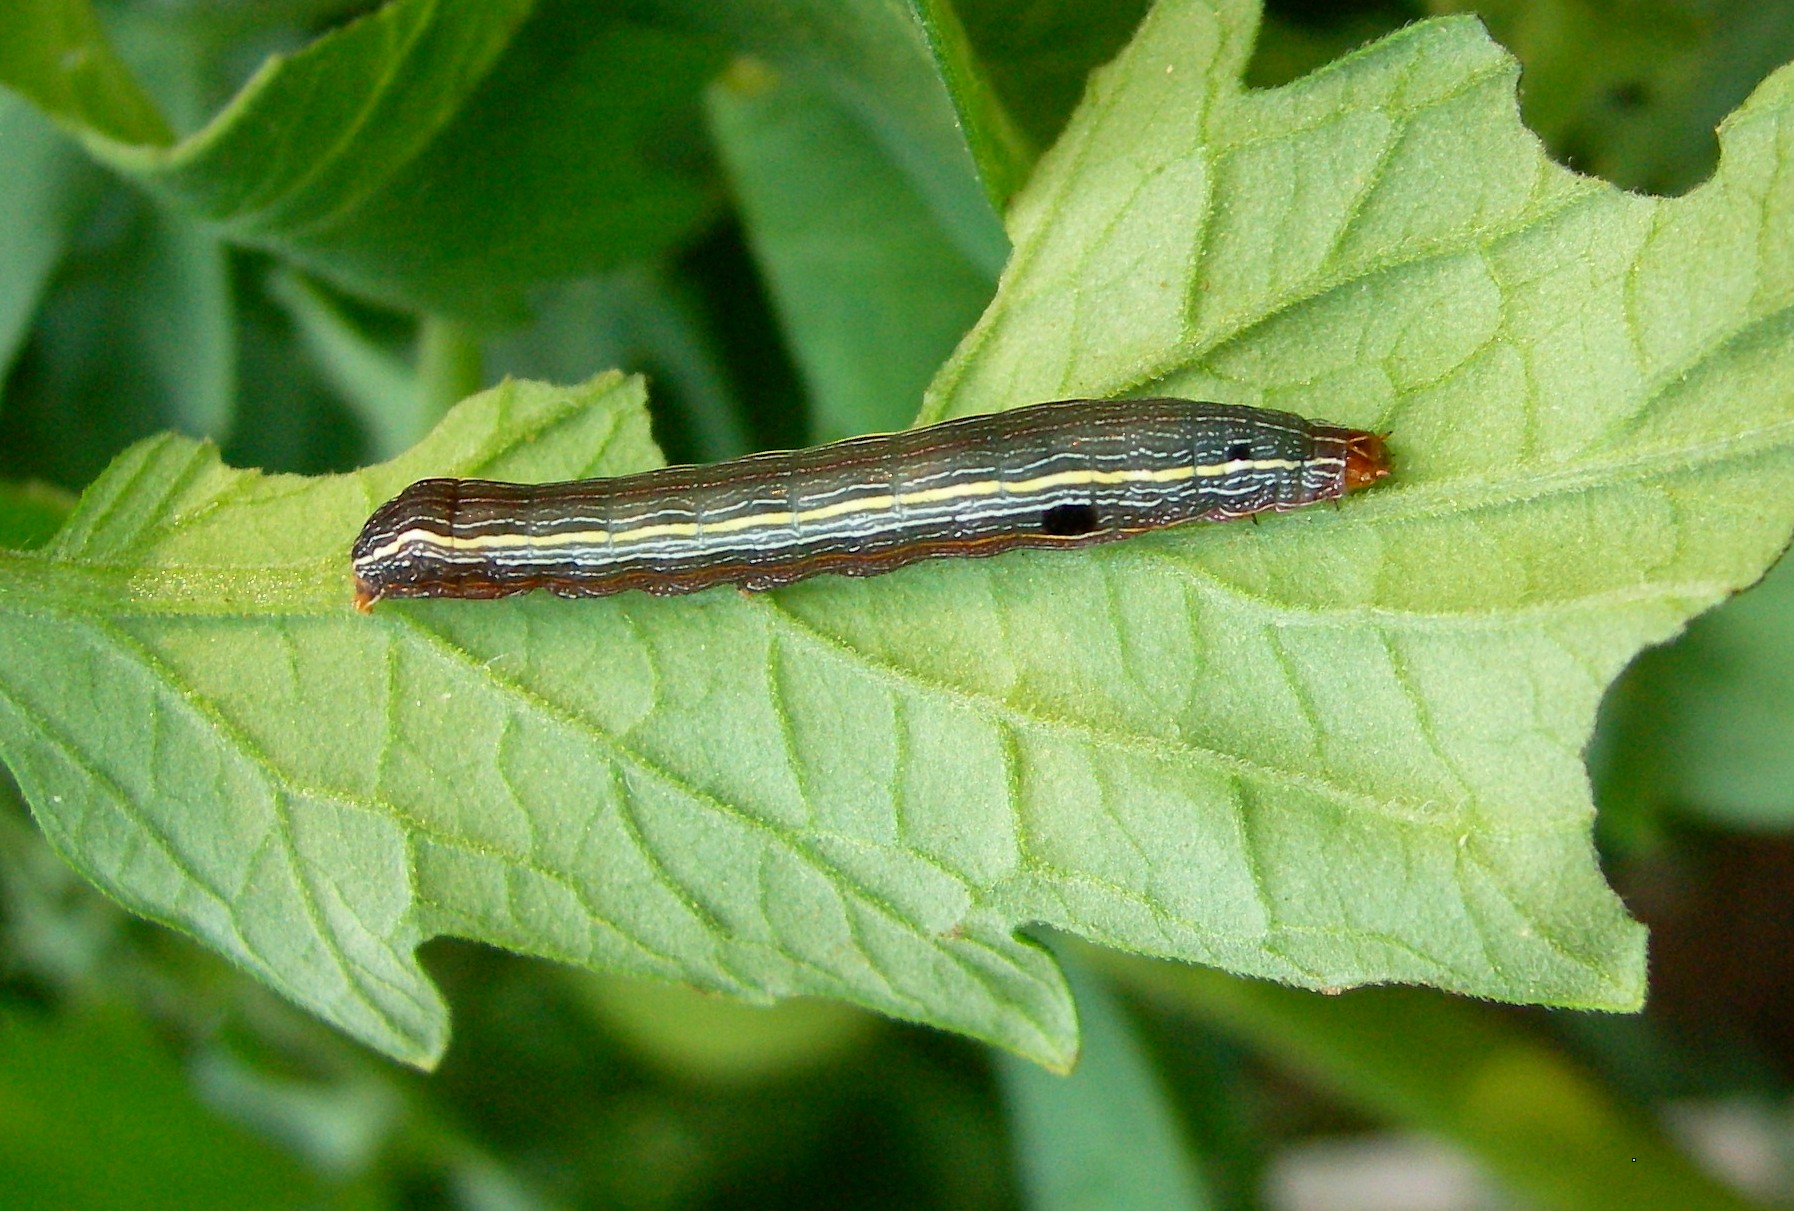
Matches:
[351,397,1389,609]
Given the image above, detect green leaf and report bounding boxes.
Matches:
[570,970,877,1082]
[217,264,376,480]
[1245,9,1415,91]
[955,0,1153,152]
[0,372,1084,1068]
[1120,960,1769,1211]
[0,185,235,487]
[916,0,1794,997]
[136,203,237,440]
[266,269,424,461]
[0,374,660,1063]
[0,92,101,389]
[708,65,993,440]
[1597,548,1794,832]
[644,0,1014,275]
[909,0,1038,207]
[485,267,755,463]
[997,950,1211,1210]
[0,479,75,551]
[7,0,1794,1069]
[1427,0,1794,197]
[0,0,720,318]
[280,2,722,318]
[0,0,172,144]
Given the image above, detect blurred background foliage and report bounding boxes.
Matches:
[3,0,1794,1208]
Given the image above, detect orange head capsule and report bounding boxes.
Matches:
[1342,430,1391,492]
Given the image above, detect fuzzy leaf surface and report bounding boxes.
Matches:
[8,1,1794,1066]
[911,0,1794,1015]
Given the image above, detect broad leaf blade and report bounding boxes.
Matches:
[0,375,660,1063]
[1,374,1075,1066]
[915,0,1794,1001]
[7,1,1794,1069]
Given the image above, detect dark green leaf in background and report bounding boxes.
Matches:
[0,1002,319,1210]
[571,968,877,1082]
[640,0,1016,275]
[708,62,994,440]
[956,0,1153,151]
[1120,959,1767,1211]
[221,262,380,481]
[0,93,100,393]
[0,187,235,489]
[133,203,236,440]
[1428,0,1794,196]
[265,269,425,461]
[998,950,1212,1211]
[486,267,756,464]
[910,0,1039,206]
[0,479,74,551]
[1597,548,1794,834]
[295,2,722,319]
[0,0,721,319]
[0,0,172,145]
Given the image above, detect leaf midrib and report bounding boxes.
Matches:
[7,390,1781,620]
